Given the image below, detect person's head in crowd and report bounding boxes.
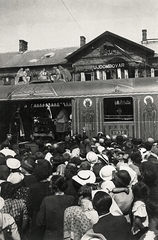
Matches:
[1,142,10,149]
[72,170,96,194]
[7,172,24,185]
[115,150,125,162]
[150,143,158,156]
[130,149,142,165]
[141,161,157,187]
[98,137,105,146]
[92,191,112,216]
[96,132,104,140]
[147,137,155,144]
[33,165,51,182]
[21,158,35,174]
[51,175,68,195]
[132,181,149,202]
[0,154,6,166]
[146,200,158,224]
[123,140,133,154]
[131,138,142,148]
[1,181,15,199]
[105,149,113,163]
[69,157,81,167]
[0,165,10,180]
[63,151,71,162]
[35,151,44,160]
[116,135,124,146]
[92,162,105,183]
[91,145,98,154]
[71,147,80,159]
[97,146,105,154]
[113,170,131,187]
[104,139,112,148]
[86,151,98,166]
[144,141,153,151]
[78,161,91,171]
[64,163,78,180]
[99,165,116,182]
[6,157,21,172]
[78,183,98,203]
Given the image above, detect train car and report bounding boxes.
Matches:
[0,77,158,143]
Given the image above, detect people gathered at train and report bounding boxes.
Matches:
[0,132,158,239]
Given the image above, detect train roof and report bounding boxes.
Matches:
[0,77,158,101]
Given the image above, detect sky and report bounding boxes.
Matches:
[0,0,158,53]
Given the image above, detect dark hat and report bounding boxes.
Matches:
[151,145,158,156]
[0,156,6,166]
[34,165,50,181]
[93,162,104,182]
[132,138,142,145]
[124,140,133,149]
[52,154,65,164]
[141,161,157,182]
[116,135,124,143]
[113,170,131,187]
[35,151,44,160]
[21,159,35,173]
[69,157,81,166]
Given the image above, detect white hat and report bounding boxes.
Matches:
[97,146,105,154]
[6,158,21,169]
[0,197,4,210]
[147,138,155,143]
[99,165,116,181]
[95,143,100,147]
[7,172,24,184]
[86,151,98,164]
[71,148,80,158]
[45,143,52,147]
[98,154,109,164]
[72,170,96,186]
[99,138,105,144]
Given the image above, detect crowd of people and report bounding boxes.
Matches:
[0,132,158,240]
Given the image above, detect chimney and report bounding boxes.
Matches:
[19,39,28,53]
[142,29,147,43]
[80,36,86,47]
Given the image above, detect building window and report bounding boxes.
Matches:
[85,73,91,81]
[104,97,133,121]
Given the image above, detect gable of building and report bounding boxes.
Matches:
[66,31,154,63]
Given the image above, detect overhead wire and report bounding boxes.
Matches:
[60,0,87,37]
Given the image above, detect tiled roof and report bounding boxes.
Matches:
[0,47,78,68]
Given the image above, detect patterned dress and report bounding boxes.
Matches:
[64,206,93,240]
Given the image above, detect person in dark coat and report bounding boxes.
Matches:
[36,175,74,240]
[26,165,51,240]
[92,191,134,240]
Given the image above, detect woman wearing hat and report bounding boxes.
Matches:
[111,170,134,215]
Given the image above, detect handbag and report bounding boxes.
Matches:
[2,225,13,240]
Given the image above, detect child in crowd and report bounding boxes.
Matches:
[131,181,149,239]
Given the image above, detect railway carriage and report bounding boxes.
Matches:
[0,77,158,144]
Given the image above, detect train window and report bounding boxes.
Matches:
[104,97,133,121]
